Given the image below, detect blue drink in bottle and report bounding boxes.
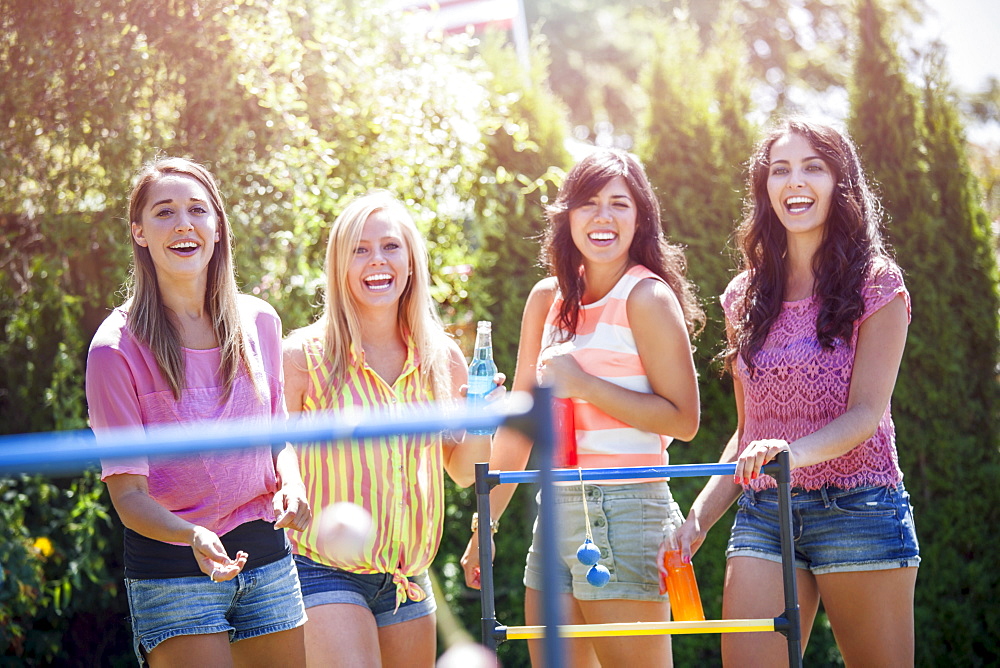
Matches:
[467,321,497,436]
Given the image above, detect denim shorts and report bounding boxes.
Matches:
[524,481,683,601]
[293,554,436,627]
[727,482,921,574]
[125,554,306,665]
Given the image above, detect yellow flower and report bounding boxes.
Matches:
[33,536,53,557]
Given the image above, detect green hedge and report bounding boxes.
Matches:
[1,1,997,665]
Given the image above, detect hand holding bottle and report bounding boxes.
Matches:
[657,525,705,621]
[538,342,578,466]
[467,321,500,435]
[536,341,583,398]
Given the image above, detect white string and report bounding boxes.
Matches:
[578,467,593,541]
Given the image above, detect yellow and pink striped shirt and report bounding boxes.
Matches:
[288,335,444,607]
[542,264,671,482]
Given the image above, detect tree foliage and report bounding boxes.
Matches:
[849,1,999,664]
[528,0,864,137]
[1,0,997,665]
[0,0,556,662]
[0,473,121,662]
[433,34,571,668]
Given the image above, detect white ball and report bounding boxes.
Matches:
[317,502,373,562]
[436,642,497,668]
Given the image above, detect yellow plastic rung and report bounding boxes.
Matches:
[504,618,777,639]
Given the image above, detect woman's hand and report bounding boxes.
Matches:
[459,373,508,401]
[656,516,705,594]
[190,525,248,582]
[675,515,706,562]
[536,347,585,399]
[273,443,312,531]
[273,481,312,531]
[655,537,671,595]
[106,473,249,582]
[460,530,495,590]
[734,439,793,485]
[485,373,508,405]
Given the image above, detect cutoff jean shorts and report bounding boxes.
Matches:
[726,482,921,574]
[124,553,306,666]
[524,481,684,601]
[294,554,436,627]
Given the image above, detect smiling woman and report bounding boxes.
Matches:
[765,133,835,248]
[86,157,311,667]
[567,176,637,271]
[345,208,412,311]
[130,174,221,301]
[674,118,919,666]
[281,190,502,668]
[460,149,704,668]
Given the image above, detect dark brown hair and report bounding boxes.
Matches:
[541,148,704,340]
[727,118,889,375]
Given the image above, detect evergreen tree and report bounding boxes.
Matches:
[436,35,571,668]
[639,14,747,443]
[637,6,756,661]
[469,35,571,377]
[850,0,1000,663]
[917,46,1000,663]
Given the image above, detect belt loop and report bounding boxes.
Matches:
[819,486,831,508]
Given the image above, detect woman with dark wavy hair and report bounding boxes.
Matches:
[462,148,703,666]
[676,119,919,666]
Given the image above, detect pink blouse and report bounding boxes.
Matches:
[721,260,910,490]
[87,295,285,539]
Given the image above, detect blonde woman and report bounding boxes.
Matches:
[87,157,310,666]
[283,191,503,667]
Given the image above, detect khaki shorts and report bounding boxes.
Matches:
[523,481,683,601]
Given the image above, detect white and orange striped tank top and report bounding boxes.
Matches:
[288,335,444,608]
[541,264,671,483]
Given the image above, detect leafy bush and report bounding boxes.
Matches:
[1,472,130,664]
[1,0,997,665]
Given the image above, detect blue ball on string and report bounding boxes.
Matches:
[586,563,610,588]
[576,539,601,566]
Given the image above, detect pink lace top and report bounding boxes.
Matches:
[721,260,910,490]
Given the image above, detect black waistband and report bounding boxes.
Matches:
[124,519,289,579]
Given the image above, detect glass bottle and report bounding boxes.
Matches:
[467,321,498,436]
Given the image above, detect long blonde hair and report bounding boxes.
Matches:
[310,191,452,402]
[125,157,252,401]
